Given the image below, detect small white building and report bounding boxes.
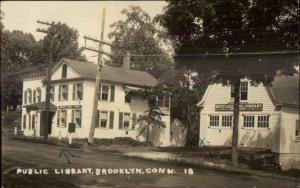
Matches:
[21,58,170,146]
[197,76,299,169]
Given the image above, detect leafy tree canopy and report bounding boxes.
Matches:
[108,6,173,78]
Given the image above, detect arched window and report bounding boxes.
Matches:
[36,88,41,102]
[24,91,28,105]
[28,89,32,104]
[62,64,67,79]
[33,90,36,103]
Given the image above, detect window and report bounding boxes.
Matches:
[73,83,83,100]
[23,115,26,129]
[100,111,108,128]
[32,114,35,130]
[33,90,36,103]
[125,92,132,103]
[296,120,300,138]
[28,89,32,104]
[222,116,232,127]
[209,115,219,127]
[96,110,113,129]
[257,115,269,128]
[101,85,109,101]
[244,116,255,128]
[71,110,82,128]
[50,86,55,102]
[157,96,170,108]
[62,64,67,79]
[24,91,27,105]
[240,82,248,100]
[231,81,248,100]
[59,85,68,101]
[123,113,130,129]
[36,88,41,102]
[57,110,67,127]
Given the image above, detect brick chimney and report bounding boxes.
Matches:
[123,54,131,70]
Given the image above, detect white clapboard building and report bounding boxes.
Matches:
[21,58,170,146]
[197,76,299,169]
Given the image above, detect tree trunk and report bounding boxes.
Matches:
[232,79,241,166]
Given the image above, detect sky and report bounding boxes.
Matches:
[1,1,167,62]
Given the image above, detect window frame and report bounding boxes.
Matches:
[101,85,109,101]
[57,110,67,127]
[230,81,248,101]
[71,109,82,128]
[62,64,67,79]
[50,86,55,102]
[221,115,233,127]
[28,89,32,104]
[257,115,270,128]
[243,115,255,128]
[36,87,41,103]
[59,84,68,101]
[123,112,131,129]
[209,115,219,127]
[100,111,108,128]
[73,83,83,101]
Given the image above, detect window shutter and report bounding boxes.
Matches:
[58,86,61,101]
[72,84,75,100]
[71,110,74,123]
[66,85,69,100]
[110,85,115,102]
[57,111,60,127]
[98,85,101,100]
[132,113,136,130]
[28,114,31,130]
[119,112,123,129]
[109,111,114,129]
[96,110,100,128]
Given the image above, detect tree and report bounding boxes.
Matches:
[156,0,298,166]
[108,6,172,78]
[136,86,167,144]
[42,22,86,63]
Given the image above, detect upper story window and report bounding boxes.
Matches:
[28,89,32,104]
[50,86,55,102]
[58,85,68,101]
[231,81,248,101]
[98,84,115,102]
[157,95,170,109]
[33,90,36,103]
[24,91,28,105]
[73,83,83,100]
[295,120,300,139]
[101,85,109,101]
[36,88,41,103]
[62,64,67,79]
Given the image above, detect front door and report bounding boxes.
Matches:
[40,112,54,136]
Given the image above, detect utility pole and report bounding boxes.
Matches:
[83,7,108,144]
[37,20,58,141]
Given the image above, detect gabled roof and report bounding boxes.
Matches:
[197,75,299,108]
[270,75,299,107]
[51,58,158,87]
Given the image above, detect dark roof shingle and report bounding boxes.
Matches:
[62,58,158,87]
